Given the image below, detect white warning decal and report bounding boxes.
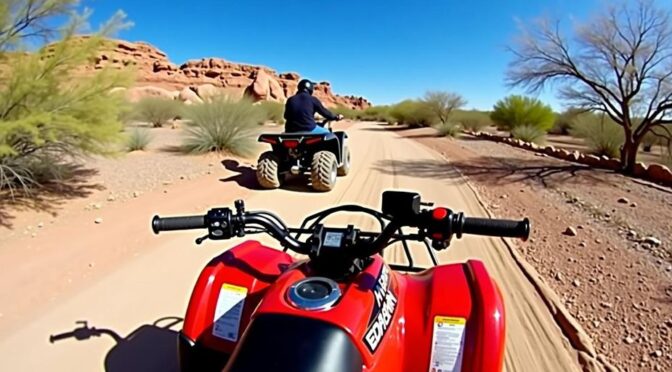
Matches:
[212,283,248,342]
[428,316,466,372]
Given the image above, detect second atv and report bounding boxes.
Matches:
[256,120,350,192]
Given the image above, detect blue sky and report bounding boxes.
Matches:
[81,0,621,110]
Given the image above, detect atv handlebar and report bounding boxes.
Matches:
[152,196,530,258]
[462,217,529,239]
[152,215,205,232]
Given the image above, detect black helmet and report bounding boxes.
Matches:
[297,79,315,95]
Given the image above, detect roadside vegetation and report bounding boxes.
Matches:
[258,101,285,125]
[125,128,153,152]
[131,98,181,127]
[505,0,672,173]
[181,97,262,156]
[0,0,132,195]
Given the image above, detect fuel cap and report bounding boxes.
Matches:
[287,277,341,311]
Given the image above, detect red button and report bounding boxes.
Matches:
[432,233,443,240]
[432,208,448,220]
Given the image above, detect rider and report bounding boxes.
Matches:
[284,79,343,134]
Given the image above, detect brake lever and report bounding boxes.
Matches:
[195,235,209,245]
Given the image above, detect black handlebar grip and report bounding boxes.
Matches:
[152,215,206,234]
[461,217,530,241]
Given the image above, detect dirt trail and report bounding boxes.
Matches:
[0,122,585,371]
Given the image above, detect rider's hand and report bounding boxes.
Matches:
[336,114,345,121]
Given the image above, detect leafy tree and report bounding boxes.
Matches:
[490,95,555,131]
[0,0,132,194]
[422,91,467,125]
[507,0,672,172]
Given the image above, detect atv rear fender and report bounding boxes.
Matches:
[258,131,348,165]
[180,241,294,355]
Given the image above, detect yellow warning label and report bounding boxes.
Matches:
[222,283,248,294]
[434,316,466,326]
[429,316,467,372]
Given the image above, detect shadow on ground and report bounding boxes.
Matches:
[373,156,615,188]
[219,159,320,193]
[360,124,410,132]
[49,317,182,372]
[0,165,102,229]
[219,159,263,190]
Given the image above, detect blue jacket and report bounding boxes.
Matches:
[284,91,338,132]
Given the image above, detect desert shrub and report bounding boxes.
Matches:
[126,128,152,151]
[491,95,555,132]
[181,97,262,156]
[360,105,392,122]
[422,91,466,125]
[435,122,462,137]
[132,97,180,127]
[550,108,582,135]
[511,125,547,144]
[454,110,492,131]
[258,101,285,125]
[332,106,359,120]
[389,100,436,127]
[570,113,624,158]
[0,3,132,194]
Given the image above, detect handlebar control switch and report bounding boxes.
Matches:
[206,208,235,240]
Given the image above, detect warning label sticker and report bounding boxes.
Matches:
[212,283,248,342]
[428,316,466,372]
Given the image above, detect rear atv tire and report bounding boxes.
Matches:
[256,151,281,189]
[311,151,338,192]
[337,146,351,176]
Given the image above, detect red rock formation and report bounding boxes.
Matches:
[80,38,371,109]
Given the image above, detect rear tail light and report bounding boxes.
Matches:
[305,137,322,145]
[283,140,300,149]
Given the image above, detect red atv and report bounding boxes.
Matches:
[151,191,529,372]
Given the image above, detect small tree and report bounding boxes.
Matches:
[507,0,672,173]
[422,91,467,125]
[0,1,132,194]
[490,95,555,132]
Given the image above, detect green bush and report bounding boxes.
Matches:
[570,113,624,158]
[181,97,262,156]
[0,4,132,194]
[550,108,582,135]
[491,95,555,132]
[258,101,285,125]
[454,110,492,131]
[332,106,359,120]
[511,125,547,144]
[132,97,180,127]
[360,105,392,122]
[435,122,462,137]
[126,128,152,151]
[389,100,436,127]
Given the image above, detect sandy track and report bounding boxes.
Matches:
[0,122,583,371]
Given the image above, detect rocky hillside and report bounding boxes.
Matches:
[81,38,371,109]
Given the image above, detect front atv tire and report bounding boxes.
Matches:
[311,151,337,192]
[256,151,281,189]
[337,145,351,176]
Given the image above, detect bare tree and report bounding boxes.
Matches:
[507,0,672,172]
[423,91,467,125]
